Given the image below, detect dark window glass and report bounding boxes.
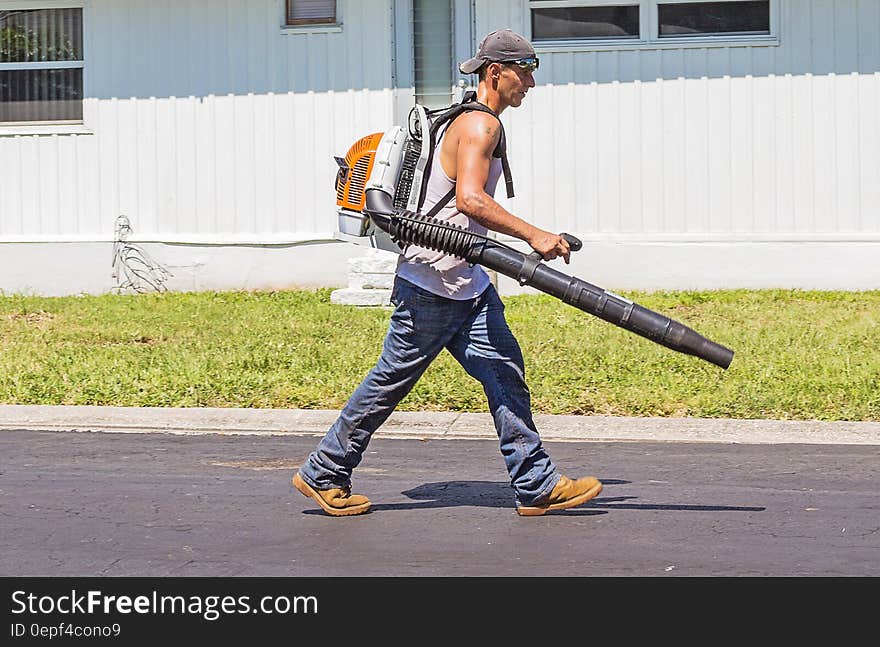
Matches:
[658,1,770,37]
[286,0,336,25]
[532,6,640,40]
[0,68,83,122]
[0,9,82,122]
[0,8,82,62]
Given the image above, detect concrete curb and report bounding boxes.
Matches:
[1,404,879,445]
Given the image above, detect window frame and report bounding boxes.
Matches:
[281,0,342,34]
[0,1,86,130]
[527,0,779,51]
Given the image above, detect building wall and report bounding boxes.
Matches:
[0,0,396,294]
[478,0,880,291]
[1,0,396,239]
[0,0,878,295]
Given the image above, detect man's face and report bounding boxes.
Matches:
[496,62,535,108]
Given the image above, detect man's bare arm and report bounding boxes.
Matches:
[453,112,570,263]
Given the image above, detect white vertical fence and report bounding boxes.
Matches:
[0,0,878,294]
[478,0,879,243]
[0,0,396,243]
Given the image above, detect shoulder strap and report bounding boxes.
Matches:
[425,186,457,219]
[421,91,514,217]
[455,92,514,200]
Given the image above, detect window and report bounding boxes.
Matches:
[413,0,453,109]
[285,0,336,26]
[532,5,640,41]
[0,7,83,123]
[529,0,774,48]
[658,1,769,37]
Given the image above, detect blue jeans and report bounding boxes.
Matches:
[298,276,560,506]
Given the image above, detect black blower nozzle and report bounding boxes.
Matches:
[364,190,734,370]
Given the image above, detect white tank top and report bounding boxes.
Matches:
[395,127,503,300]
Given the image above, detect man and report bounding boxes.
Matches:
[293,28,602,517]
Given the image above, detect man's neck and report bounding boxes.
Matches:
[476,85,506,115]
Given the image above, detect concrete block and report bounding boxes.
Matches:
[347,271,394,289]
[348,249,398,274]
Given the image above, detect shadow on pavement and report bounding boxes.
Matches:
[590,495,766,512]
[300,479,765,514]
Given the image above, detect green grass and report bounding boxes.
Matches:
[1,288,877,421]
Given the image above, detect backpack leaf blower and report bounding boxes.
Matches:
[333,96,734,370]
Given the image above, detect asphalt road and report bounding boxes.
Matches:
[2,429,877,577]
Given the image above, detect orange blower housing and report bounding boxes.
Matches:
[335,132,383,213]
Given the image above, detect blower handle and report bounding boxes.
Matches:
[562,233,582,251]
[527,232,583,262]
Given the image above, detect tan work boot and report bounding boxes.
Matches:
[516,475,602,517]
[292,472,371,517]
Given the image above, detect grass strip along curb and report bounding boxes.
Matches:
[1,288,878,422]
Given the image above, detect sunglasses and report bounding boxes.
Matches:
[501,56,539,73]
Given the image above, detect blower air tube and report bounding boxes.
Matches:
[364,189,734,370]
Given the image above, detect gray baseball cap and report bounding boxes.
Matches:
[459,28,537,74]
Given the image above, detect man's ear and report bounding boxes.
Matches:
[486,61,502,80]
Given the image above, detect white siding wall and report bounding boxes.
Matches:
[1,0,879,294]
[479,0,880,243]
[0,0,395,243]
